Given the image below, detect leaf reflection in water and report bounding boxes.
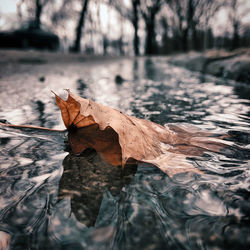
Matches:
[0,127,138,249]
[58,149,137,227]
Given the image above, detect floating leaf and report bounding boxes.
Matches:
[54,90,229,177]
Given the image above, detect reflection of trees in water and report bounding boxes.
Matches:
[35,100,46,126]
[144,58,156,81]
[133,59,139,81]
[59,149,137,227]
[77,78,87,97]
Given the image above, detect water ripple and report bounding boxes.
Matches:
[0,57,250,249]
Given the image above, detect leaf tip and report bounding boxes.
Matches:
[51,90,56,95]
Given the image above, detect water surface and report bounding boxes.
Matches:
[0,57,250,249]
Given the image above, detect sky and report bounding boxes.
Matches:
[0,0,16,13]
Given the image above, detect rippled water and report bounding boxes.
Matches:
[0,56,250,249]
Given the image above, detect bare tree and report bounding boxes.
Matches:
[35,0,42,28]
[229,0,240,49]
[241,23,250,48]
[51,0,73,25]
[111,0,141,55]
[109,0,125,55]
[71,0,90,52]
[201,0,226,50]
[166,0,191,51]
[141,0,163,55]
[224,0,250,50]
[17,0,52,28]
[166,0,225,51]
[132,0,140,55]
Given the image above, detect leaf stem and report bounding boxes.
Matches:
[0,122,65,132]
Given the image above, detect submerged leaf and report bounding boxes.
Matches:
[54,90,228,177]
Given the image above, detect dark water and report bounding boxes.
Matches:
[0,57,250,250]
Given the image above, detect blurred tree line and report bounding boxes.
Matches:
[6,0,250,55]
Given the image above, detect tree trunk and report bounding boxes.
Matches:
[232,21,240,50]
[103,36,108,55]
[118,37,124,55]
[145,21,155,55]
[182,0,194,52]
[141,0,161,55]
[119,14,124,55]
[145,10,158,56]
[35,0,42,29]
[71,0,89,53]
[182,28,188,52]
[132,0,140,56]
[191,26,198,50]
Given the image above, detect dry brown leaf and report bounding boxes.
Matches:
[54,90,230,177]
